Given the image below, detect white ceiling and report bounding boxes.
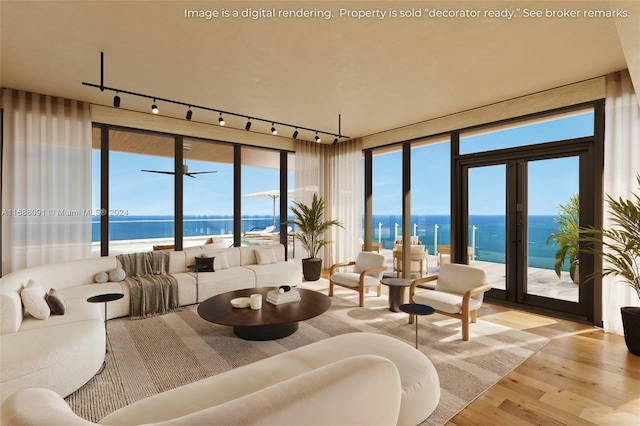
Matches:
[0,1,634,142]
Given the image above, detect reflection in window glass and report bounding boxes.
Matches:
[460,109,594,155]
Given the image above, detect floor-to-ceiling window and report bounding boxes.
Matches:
[241,147,282,244]
[182,138,234,248]
[410,137,451,274]
[95,129,175,254]
[371,147,403,251]
[92,126,295,255]
[456,105,601,319]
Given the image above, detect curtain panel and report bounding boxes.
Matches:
[293,140,327,261]
[327,139,363,265]
[603,70,640,334]
[1,89,92,275]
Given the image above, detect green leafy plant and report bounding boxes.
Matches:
[286,193,343,258]
[579,175,640,301]
[547,194,580,280]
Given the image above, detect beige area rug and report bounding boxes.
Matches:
[66,279,549,425]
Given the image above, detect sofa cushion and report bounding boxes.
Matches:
[255,247,277,265]
[196,268,256,302]
[243,262,302,287]
[94,272,109,283]
[214,252,229,270]
[20,256,118,291]
[45,289,66,315]
[18,298,103,332]
[20,281,50,320]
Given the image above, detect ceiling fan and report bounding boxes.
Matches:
[141,144,217,178]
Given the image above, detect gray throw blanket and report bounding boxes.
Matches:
[117,252,180,319]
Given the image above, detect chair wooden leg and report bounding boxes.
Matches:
[376,285,381,297]
[329,281,334,297]
[471,310,478,323]
[408,313,415,324]
[359,290,364,307]
[462,313,470,341]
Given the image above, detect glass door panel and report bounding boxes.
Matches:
[526,157,580,303]
[467,165,507,291]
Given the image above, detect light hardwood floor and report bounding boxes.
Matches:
[449,303,640,425]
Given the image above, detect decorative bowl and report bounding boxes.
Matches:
[230,297,251,308]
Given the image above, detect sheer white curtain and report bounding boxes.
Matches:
[294,140,326,261]
[603,70,640,334]
[2,89,92,274]
[327,139,362,265]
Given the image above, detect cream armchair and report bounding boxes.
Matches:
[408,263,491,341]
[329,252,388,307]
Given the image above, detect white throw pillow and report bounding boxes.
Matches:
[214,252,230,270]
[108,267,126,282]
[20,280,50,320]
[95,271,109,283]
[255,247,277,265]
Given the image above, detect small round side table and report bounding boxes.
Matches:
[381,278,413,312]
[400,303,435,349]
[87,293,124,373]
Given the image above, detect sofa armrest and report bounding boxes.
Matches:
[0,388,97,426]
[155,355,402,426]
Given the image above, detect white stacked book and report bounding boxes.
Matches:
[266,289,301,305]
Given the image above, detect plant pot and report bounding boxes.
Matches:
[302,258,322,281]
[621,306,640,356]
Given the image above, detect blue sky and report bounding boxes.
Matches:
[93,111,592,216]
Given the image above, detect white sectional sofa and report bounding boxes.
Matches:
[0,333,441,426]
[0,243,301,403]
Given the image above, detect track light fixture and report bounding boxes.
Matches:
[83,52,350,142]
[333,137,338,145]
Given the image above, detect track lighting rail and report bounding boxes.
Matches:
[82,52,348,141]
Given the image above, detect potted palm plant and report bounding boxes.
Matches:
[579,175,640,356]
[287,193,343,281]
[547,194,580,283]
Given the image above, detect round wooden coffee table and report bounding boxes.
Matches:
[197,287,331,341]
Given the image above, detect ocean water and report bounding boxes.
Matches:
[93,214,563,270]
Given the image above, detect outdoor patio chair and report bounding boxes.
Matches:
[329,252,388,307]
[408,263,491,341]
[243,225,276,238]
[393,245,429,278]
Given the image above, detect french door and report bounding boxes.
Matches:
[458,143,596,318]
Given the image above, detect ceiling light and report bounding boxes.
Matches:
[315,133,321,143]
[245,119,252,131]
[333,138,338,145]
[113,94,121,108]
[271,123,277,135]
[292,129,299,139]
[151,99,159,114]
[218,113,225,126]
[186,108,193,120]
